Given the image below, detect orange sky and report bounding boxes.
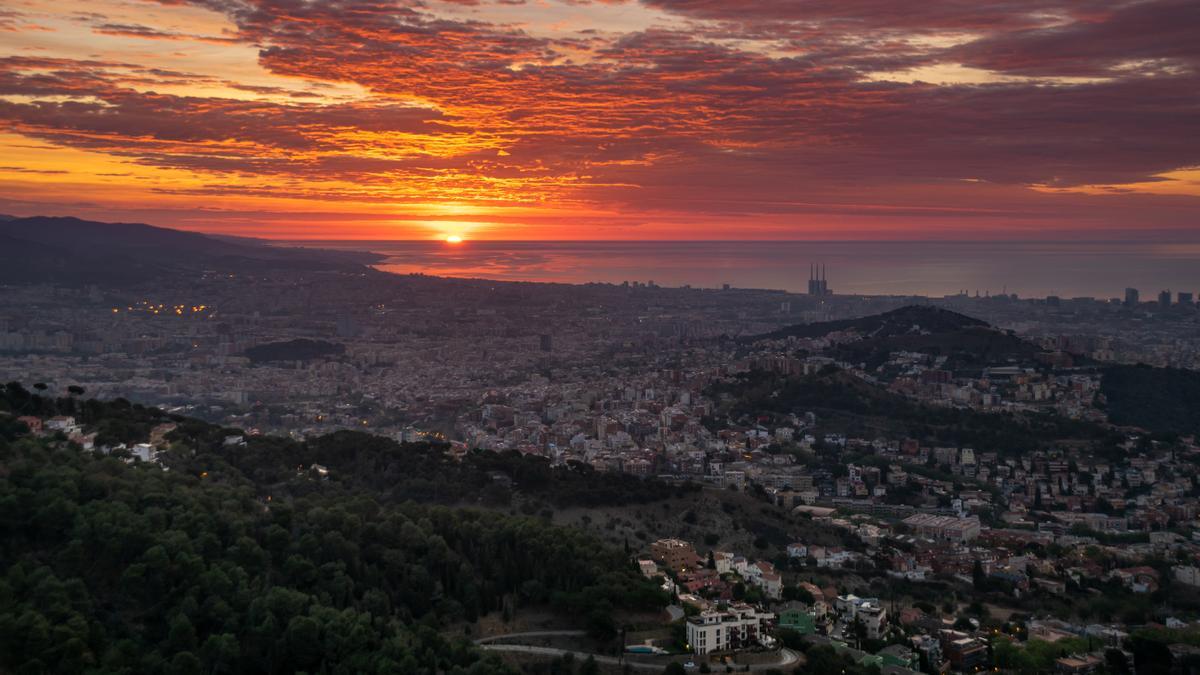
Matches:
[0,0,1197,240]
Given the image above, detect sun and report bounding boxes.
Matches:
[445,234,463,244]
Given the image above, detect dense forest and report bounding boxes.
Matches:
[0,384,670,674]
[752,305,988,341]
[1,382,695,510]
[1101,364,1200,436]
[826,326,1042,372]
[181,426,697,510]
[244,339,346,364]
[749,306,1043,372]
[710,368,1119,456]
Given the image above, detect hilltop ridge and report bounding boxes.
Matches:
[753,305,1040,370]
[0,216,381,285]
[754,305,988,341]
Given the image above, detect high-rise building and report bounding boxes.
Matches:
[807,264,832,296]
[1124,288,1140,306]
[1179,292,1194,306]
[1159,290,1172,308]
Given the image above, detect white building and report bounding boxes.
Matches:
[685,604,775,655]
[835,594,882,621]
[859,604,888,640]
[46,416,77,432]
[131,443,156,462]
[816,549,857,568]
[1175,566,1200,588]
[637,559,659,579]
[755,571,783,600]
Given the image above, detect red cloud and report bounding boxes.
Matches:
[0,0,1197,235]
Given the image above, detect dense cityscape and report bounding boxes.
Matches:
[4,248,1199,441]
[2,216,1200,674]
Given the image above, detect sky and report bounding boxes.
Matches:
[0,0,1197,241]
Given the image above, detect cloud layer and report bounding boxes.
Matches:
[0,0,1197,238]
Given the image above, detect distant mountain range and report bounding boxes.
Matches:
[0,215,381,285]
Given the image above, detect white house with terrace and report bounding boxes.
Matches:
[685,604,776,655]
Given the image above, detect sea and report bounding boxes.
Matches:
[288,240,1200,300]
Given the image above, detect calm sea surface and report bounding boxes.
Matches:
[290,240,1200,299]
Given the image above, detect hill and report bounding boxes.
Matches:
[0,382,813,580]
[1101,364,1200,436]
[709,367,1119,456]
[0,383,668,674]
[755,305,988,341]
[0,216,381,286]
[0,230,166,285]
[0,382,696,510]
[754,305,1042,371]
[245,339,346,364]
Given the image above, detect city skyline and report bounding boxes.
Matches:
[1,0,1197,241]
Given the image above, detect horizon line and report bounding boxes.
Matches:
[271,238,1200,245]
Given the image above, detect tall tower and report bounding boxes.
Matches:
[808,263,831,296]
[1124,288,1140,306]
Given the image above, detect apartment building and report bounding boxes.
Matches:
[685,604,775,655]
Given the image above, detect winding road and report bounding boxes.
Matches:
[475,631,801,672]
[474,630,587,644]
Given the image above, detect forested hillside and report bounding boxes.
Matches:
[751,305,1041,371]
[1,382,696,510]
[709,368,1120,456]
[244,339,346,364]
[753,305,988,341]
[1101,364,1200,437]
[0,386,669,674]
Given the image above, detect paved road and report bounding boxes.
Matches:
[474,630,587,644]
[477,645,668,671]
[478,642,801,672]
